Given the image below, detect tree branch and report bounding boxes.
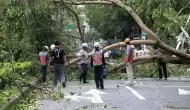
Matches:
[61,0,112,5]
[107,0,190,58]
[108,55,190,72]
[61,41,75,52]
[65,39,190,67]
[62,0,190,58]
[175,3,190,17]
[65,34,80,39]
[50,27,80,39]
[60,0,85,42]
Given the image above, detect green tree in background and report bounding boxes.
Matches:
[0,0,67,61]
[85,5,139,40]
[84,0,190,46]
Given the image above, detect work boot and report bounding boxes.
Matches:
[79,77,82,83]
[62,82,66,88]
[100,86,104,90]
[126,82,135,86]
[83,82,89,84]
[96,85,99,89]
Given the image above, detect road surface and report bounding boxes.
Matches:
[37,79,190,110]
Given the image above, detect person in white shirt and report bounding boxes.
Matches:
[79,43,89,83]
[104,50,111,61]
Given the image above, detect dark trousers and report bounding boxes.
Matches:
[80,63,88,83]
[158,62,167,79]
[41,65,47,83]
[53,64,66,87]
[94,65,104,89]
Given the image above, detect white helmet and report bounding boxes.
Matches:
[94,42,100,47]
[50,44,55,50]
[82,43,88,47]
[43,46,49,51]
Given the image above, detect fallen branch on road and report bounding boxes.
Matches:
[108,55,190,72]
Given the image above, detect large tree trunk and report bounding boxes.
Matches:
[108,55,190,72]
[65,39,190,67]
[65,40,156,66]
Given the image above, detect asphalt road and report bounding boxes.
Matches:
[37,79,190,110]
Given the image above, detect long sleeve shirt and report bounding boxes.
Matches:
[79,49,89,64]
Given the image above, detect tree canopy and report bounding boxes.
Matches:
[84,0,190,46]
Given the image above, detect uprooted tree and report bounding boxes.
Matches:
[58,0,190,69]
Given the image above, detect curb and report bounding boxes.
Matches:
[0,77,42,110]
[135,77,190,81]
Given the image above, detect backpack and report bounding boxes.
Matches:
[53,46,61,58]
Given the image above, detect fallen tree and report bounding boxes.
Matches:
[65,40,156,66]
[108,55,190,72]
[60,0,190,67]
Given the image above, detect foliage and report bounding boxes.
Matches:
[85,0,190,46]
[85,5,137,40]
[0,0,76,62]
[12,91,38,110]
[0,61,41,108]
[135,63,190,78]
[124,0,190,44]
[0,61,40,89]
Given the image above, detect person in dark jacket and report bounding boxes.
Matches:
[50,41,66,90]
[91,42,105,89]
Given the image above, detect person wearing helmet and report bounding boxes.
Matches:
[50,44,55,51]
[124,38,135,85]
[39,46,49,83]
[91,42,105,89]
[50,41,66,89]
[79,43,89,83]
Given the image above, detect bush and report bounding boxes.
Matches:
[0,61,40,90]
[0,61,41,108]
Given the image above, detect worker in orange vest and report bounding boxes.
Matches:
[91,42,105,89]
[39,46,49,83]
[124,38,135,85]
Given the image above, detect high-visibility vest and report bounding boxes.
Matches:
[39,52,48,65]
[124,45,134,63]
[92,51,103,66]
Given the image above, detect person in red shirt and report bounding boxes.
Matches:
[124,38,135,85]
[39,46,49,83]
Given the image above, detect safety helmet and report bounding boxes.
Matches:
[124,38,130,43]
[50,44,55,50]
[82,43,88,47]
[43,46,49,51]
[94,42,100,47]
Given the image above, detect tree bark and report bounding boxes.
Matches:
[60,0,85,43]
[64,40,190,67]
[64,1,112,5]
[107,0,190,58]
[103,40,156,52]
[108,55,190,72]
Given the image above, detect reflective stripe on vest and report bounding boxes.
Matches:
[92,51,103,65]
[39,52,48,65]
[124,45,134,63]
